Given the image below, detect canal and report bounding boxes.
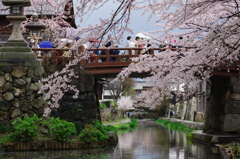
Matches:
[0,119,222,159]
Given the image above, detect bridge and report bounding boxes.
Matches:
[32,47,240,78]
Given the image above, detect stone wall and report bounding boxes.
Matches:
[0,65,45,125]
[100,107,120,122]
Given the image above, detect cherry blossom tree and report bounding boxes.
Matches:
[18,0,240,132]
[117,96,134,116]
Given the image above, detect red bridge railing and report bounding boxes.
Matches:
[31,47,240,76]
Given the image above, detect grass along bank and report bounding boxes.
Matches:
[103,118,138,133]
[156,119,194,132]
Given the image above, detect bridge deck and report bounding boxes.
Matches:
[32,47,239,77]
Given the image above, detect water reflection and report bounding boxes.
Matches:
[0,119,222,159]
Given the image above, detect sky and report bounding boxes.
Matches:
[73,1,160,47]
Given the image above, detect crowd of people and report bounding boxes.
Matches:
[27,34,153,63]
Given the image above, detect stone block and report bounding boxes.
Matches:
[231,94,240,100]
[12,66,26,78]
[0,112,9,121]
[32,77,41,82]
[223,114,240,132]
[3,92,14,101]
[0,101,10,111]
[3,73,12,82]
[12,99,20,107]
[2,82,12,93]
[15,79,26,85]
[224,101,240,114]
[10,108,22,118]
[0,77,6,87]
[230,77,240,93]
[27,68,35,77]
[29,83,39,91]
[1,66,11,73]
[60,111,74,121]
[24,77,31,84]
[13,88,23,97]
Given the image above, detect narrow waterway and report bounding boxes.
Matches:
[0,119,222,159]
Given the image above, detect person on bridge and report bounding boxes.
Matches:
[100,44,107,62]
[126,36,135,55]
[110,45,120,62]
[134,36,142,55]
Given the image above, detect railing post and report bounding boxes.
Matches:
[106,49,110,62]
[128,48,132,62]
[149,48,154,55]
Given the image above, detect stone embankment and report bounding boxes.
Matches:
[159,117,204,130]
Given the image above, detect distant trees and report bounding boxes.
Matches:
[105,78,135,102]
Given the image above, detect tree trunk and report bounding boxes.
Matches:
[203,76,230,134]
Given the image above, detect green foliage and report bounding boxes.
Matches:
[79,124,108,143]
[106,118,138,133]
[106,100,117,106]
[0,125,14,134]
[11,114,76,142]
[73,122,83,135]
[48,117,76,141]
[114,123,130,130]
[129,118,138,127]
[155,119,194,132]
[93,120,109,134]
[102,125,118,132]
[12,114,43,141]
[99,103,106,108]
[0,133,20,146]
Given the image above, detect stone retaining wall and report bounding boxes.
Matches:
[0,65,46,125]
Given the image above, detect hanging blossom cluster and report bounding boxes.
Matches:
[38,52,90,116]
[117,96,134,111]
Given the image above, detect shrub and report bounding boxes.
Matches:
[47,117,76,141]
[129,118,138,127]
[79,124,108,143]
[93,120,108,134]
[99,103,106,108]
[0,133,20,145]
[0,125,14,134]
[114,123,130,130]
[73,122,83,135]
[103,125,117,132]
[12,114,43,141]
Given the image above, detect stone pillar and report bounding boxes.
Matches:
[203,76,229,134]
[223,75,240,133]
[49,66,101,129]
[203,75,240,134]
[0,14,45,125]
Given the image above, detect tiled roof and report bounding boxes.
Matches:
[0,0,66,15]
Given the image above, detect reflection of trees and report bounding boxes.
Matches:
[109,121,172,158]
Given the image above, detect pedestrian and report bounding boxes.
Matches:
[127,112,130,118]
[170,110,173,118]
